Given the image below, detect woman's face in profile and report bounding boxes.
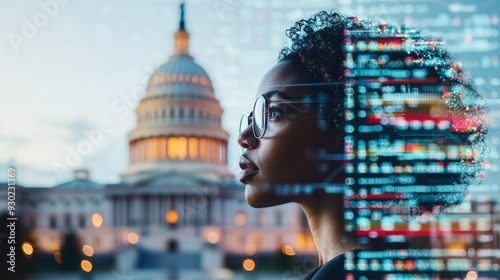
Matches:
[238,60,342,208]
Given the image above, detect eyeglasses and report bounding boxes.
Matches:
[239,94,338,139]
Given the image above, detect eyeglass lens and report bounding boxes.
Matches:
[253,96,266,138]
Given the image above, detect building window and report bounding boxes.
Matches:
[78,198,85,207]
[213,140,219,163]
[168,137,178,159]
[253,232,263,251]
[167,239,178,253]
[188,137,198,159]
[151,137,158,161]
[189,109,195,119]
[94,237,100,249]
[208,139,215,162]
[139,140,144,162]
[219,141,224,163]
[64,214,72,229]
[179,108,184,119]
[178,137,187,160]
[30,214,37,229]
[79,214,85,228]
[92,197,101,206]
[275,235,283,249]
[239,234,245,248]
[275,211,282,227]
[235,211,246,227]
[130,142,135,163]
[145,138,152,161]
[159,137,167,160]
[49,215,57,229]
[170,108,175,118]
[297,233,307,250]
[162,109,166,118]
[199,138,207,160]
[257,211,265,226]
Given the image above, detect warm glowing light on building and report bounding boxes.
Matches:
[151,137,158,161]
[245,244,256,256]
[188,137,198,159]
[282,245,296,256]
[81,260,92,272]
[159,137,167,159]
[82,244,94,257]
[22,242,33,256]
[49,240,60,252]
[168,137,178,159]
[166,210,178,224]
[199,138,207,160]
[296,233,306,250]
[92,213,103,228]
[235,212,247,226]
[207,232,219,244]
[54,252,62,264]
[178,137,187,159]
[465,270,478,280]
[127,232,139,244]
[243,259,255,271]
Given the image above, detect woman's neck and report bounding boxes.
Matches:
[299,193,368,266]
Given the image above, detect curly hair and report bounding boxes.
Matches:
[278,11,489,212]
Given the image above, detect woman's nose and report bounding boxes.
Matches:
[238,125,258,151]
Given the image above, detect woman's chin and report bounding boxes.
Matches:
[244,185,289,208]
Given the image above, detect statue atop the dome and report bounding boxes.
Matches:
[179,2,186,31]
[173,1,190,56]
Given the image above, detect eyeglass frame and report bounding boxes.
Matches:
[239,92,340,139]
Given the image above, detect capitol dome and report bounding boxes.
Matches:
[122,6,231,182]
[145,55,215,101]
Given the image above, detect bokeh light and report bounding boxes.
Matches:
[207,232,219,244]
[81,260,92,272]
[281,245,296,256]
[245,244,256,256]
[82,244,94,257]
[243,259,255,271]
[465,270,478,280]
[235,212,246,226]
[54,252,61,264]
[22,242,33,256]
[127,232,139,244]
[92,213,103,228]
[166,210,178,224]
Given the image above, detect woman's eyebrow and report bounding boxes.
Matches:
[262,90,295,100]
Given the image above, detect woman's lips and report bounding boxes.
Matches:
[238,168,259,183]
[239,156,259,183]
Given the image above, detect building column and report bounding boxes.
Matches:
[214,196,221,225]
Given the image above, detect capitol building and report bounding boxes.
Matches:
[5,4,316,273]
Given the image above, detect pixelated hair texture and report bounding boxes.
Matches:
[278,10,489,212]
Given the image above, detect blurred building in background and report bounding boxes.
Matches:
[1,0,499,277]
[7,5,315,272]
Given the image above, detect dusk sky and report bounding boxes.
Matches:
[1,0,272,186]
[2,0,499,204]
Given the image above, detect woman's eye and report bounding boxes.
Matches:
[268,107,285,120]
